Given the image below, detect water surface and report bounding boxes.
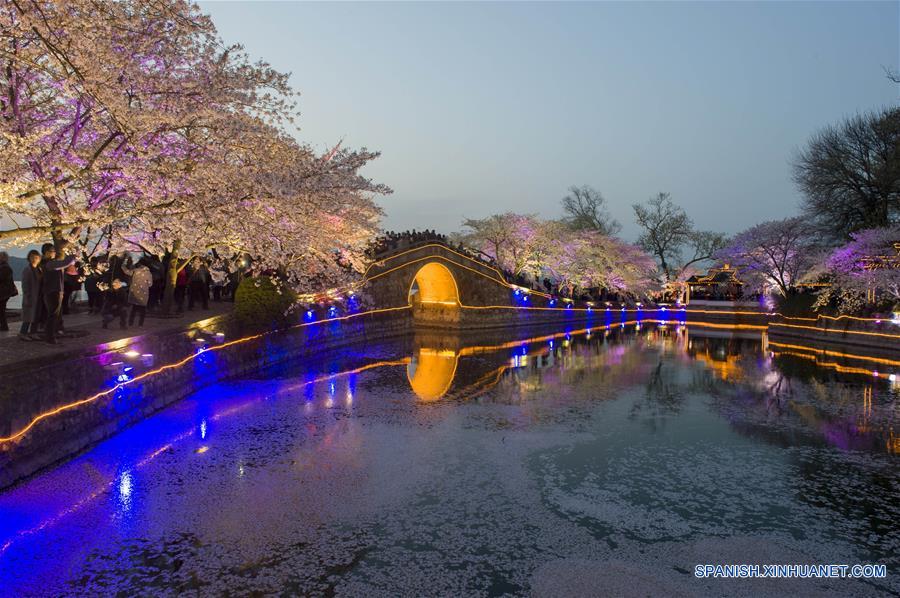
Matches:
[1,322,898,596]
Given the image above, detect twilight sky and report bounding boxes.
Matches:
[202,1,899,242]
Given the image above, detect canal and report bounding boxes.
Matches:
[0,322,898,596]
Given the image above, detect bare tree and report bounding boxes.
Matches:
[632,193,725,282]
[677,230,728,280]
[632,193,691,281]
[561,185,621,235]
[793,107,900,240]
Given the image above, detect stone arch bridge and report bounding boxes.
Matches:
[362,242,578,327]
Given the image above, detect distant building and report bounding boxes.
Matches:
[685,264,743,300]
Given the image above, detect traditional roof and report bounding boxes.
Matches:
[686,264,743,286]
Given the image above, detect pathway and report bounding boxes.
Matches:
[0,302,233,367]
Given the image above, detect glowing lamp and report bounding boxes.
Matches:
[214,332,225,342]
[122,350,140,359]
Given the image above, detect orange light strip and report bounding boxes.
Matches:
[680,321,768,331]
[768,340,900,368]
[684,308,772,316]
[0,359,406,556]
[769,321,900,340]
[0,305,412,445]
[365,243,558,299]
[366,242,523,286]
[366,254,509,289]
[771,351,888,378]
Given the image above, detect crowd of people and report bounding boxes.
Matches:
[367,229,449,256]
[0,244,248,344]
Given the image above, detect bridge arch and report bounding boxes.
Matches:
[408,261,460,306]
[407,348,459,401]
[364,242,517,310]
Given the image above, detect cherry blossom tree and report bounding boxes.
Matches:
[461,213,544,276]
[1,0,293,245]
[1,0,390,306]
[715,217,818,296]
[822,226,900,304]
[460,213,659,298]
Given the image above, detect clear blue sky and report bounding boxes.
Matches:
[202,1,899,241]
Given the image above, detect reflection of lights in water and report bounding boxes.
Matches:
[195,446,209,454]
[117,470,133,513]
[200,419,207,440]
[238,463,245,478]
[329,381,336,396]
[345,389,353,406]
[325,398,334,408]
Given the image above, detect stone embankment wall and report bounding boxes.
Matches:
[768,315,900,355]
[0,306,603,489]
[683,300,771,327]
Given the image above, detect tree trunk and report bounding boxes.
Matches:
[161,239,180,314]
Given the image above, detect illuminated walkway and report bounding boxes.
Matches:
[0,303,232,367]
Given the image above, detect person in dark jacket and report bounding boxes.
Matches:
[102,252,130,330]
[187,257,210,310]
[18,250,42,339]
[41,242,77,343]
[0,251,18,332]
[84,257,104,314]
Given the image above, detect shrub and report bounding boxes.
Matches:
[776,291,818,317]
[234,276,298,331]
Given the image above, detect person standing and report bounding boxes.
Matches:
[18,250,42,339]
[0,252,18,332]
[187,257,210,310]
[123,258,152,327]
[174,263,189,313]
[62,261,81,315]
[84,258,103,314]
[41,242,76,344]
[102,252,130,330]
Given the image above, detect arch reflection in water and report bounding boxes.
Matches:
[407,349,460,401]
